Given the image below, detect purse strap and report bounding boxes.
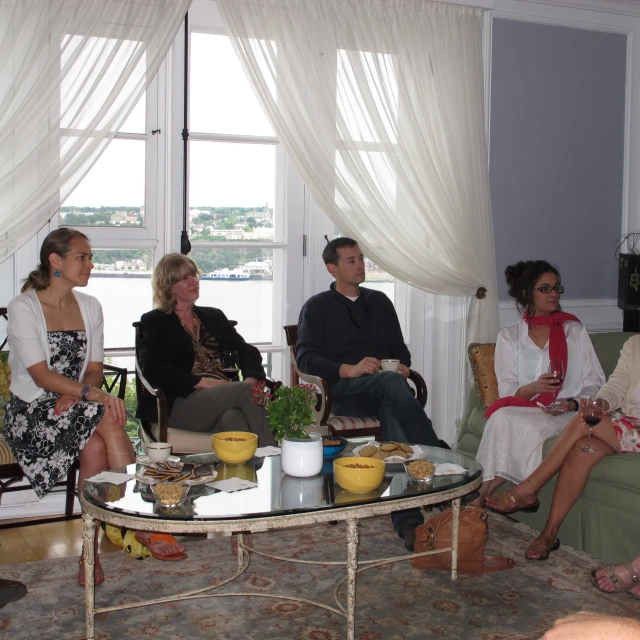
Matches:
[470,555,515,574]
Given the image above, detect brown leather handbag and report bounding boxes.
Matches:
[411,506,514,573]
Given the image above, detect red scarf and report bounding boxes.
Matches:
[484,311,581,419]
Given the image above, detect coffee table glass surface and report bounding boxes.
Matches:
[83,445,481,521]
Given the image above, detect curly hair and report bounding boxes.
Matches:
[152,253,201,313]
[504,260,561,316]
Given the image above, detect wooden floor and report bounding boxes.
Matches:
[0,519,119,565]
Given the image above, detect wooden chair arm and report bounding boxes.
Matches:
[101,364,127,400]
[408,369,428,407]
[296,369,332,425]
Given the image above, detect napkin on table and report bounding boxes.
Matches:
[87,471,134,485]
[208,478,258,492]
[434,463,468,476]
[255,446,281,457]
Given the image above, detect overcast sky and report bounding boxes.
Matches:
[64,33,275,210]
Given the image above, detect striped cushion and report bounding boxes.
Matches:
[0,434,16,465]
[326,415,380,431]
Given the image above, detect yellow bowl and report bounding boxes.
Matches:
[212,431,258,463]
[333,457,386,493]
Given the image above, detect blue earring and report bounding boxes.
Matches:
[54,270,61,278]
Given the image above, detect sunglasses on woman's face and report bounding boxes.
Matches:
[535,284,564,294]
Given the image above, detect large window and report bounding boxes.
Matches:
[60,38,159,347]
[187,32,286,353]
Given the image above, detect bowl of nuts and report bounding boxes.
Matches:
[404,459,436,483]
[322,435,347,459]
[212,431,258,463]
[334,457,386,493]
[150,481,191,508]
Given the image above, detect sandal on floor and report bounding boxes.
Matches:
[134,533,187,561]
[525,535,560,561]
[77,557,105,587]
[485,486,539,516]
[588,563,640,598]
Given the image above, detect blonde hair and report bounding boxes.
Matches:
[22,228,89,293]
[152,253,201,313]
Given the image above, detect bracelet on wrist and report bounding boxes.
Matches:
[81,384,92,401]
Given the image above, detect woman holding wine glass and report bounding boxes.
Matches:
[471,260,604,510]
[486,335,640,561]
[136,253,276,446]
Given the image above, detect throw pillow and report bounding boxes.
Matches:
[468,343,499,409]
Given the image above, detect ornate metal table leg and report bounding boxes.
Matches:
[450,497,461,580]
[346,518,359,640]
[237,532,244,568]
[82,514,96,640]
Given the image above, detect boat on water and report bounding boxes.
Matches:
[201,268,251,281]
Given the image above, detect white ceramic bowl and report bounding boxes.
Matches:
[146,442,172,464]
[380,359,400,372]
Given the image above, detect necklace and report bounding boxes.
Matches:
[179,312,200,342]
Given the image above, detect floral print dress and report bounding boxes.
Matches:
[4,331,104,497]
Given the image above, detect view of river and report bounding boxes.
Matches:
[84,277,394,349]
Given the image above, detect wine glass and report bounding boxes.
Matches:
[547,359,565,410]
[578,396,602,454]
[222,350,240,380]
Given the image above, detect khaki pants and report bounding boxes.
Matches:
[168,381,276,447]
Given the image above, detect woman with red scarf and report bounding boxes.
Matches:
[472,262,604,520]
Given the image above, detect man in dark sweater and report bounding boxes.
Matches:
[296,237,440,550]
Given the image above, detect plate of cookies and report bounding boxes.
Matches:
[352,441,425,463]
[135,460,217,485]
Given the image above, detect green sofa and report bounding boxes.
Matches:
[456,331,640,563]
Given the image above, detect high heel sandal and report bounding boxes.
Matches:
[77,557,105,587]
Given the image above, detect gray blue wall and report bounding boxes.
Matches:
[490,19,627,301]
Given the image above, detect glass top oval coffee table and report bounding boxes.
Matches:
[81,445,482,640]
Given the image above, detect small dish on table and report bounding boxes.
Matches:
[322,435,347,458]
[150,482,191,508]
[403,459,436,483]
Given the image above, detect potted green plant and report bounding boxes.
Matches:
[252,382,323,477]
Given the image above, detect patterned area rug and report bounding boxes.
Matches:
[1,513,638,639]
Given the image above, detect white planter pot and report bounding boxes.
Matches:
[280,433,323,477]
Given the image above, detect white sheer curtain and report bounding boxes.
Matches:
[218,0,498,344]
[0,0,191,259]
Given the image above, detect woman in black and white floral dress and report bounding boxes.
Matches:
[4,229,185,586]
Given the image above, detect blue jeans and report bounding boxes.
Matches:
[331,372,440,532]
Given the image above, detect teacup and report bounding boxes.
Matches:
[145,442,172,464]
[380,359,400,372]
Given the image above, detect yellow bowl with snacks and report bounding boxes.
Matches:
[212,431,258,463]
[333,457,386,493]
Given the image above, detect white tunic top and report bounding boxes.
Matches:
[477,318,605,483]
[494,319,604,400]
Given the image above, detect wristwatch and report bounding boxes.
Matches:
[81,384,92,401]
[567,397,579,411]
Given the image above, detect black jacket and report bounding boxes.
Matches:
[296,283,411,385]
[136,306,265,423]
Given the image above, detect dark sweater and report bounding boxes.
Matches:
[136,306,265,423]
[296,283,411,385]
